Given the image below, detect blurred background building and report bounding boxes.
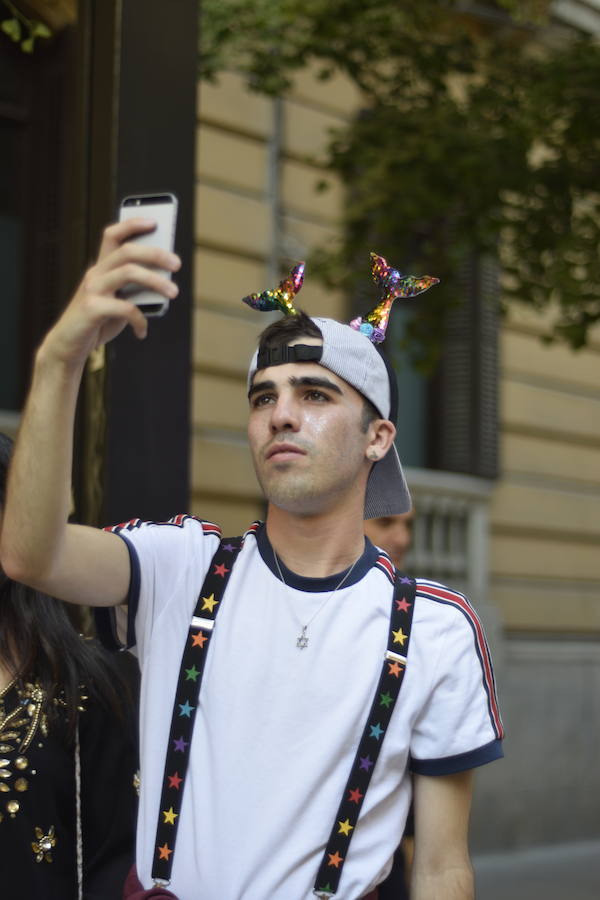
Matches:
[1,0,599,861]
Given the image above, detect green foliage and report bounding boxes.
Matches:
[200,0,600,360]
[1,1,52,53]
[1,15,20,40]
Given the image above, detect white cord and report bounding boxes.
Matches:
[75,723,83,900]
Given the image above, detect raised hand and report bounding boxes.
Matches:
[45,217,181,368]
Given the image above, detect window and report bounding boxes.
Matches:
[386,252,500,479]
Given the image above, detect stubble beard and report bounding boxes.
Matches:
[255,460,325,515]
[255,452,365,517]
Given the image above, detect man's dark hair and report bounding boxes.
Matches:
[256,311,381,433]
[360,395,381,433]
[257,310,322,352]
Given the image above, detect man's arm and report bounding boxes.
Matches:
[410,770,475,900]
[0,217,181,607]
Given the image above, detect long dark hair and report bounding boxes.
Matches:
[0,433,135,737]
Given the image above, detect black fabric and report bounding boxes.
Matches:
[0,652,139,900]
[377,846,409,900]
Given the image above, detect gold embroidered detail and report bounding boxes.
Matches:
[32,825,56,862]
[0,680,87,824]
[0,680,48,822]
[0,679,48,756]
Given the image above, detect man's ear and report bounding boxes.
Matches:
[365,419,396,462]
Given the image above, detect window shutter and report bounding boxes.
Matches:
[428,251,499,479]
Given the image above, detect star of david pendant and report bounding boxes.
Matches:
[296,627,309,649]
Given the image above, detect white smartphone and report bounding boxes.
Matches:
[117,192,178,317]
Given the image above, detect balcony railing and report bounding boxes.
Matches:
[404,467,494,604]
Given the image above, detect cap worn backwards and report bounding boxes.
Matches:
[243,253,440,517]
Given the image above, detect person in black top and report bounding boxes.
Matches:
[0,432,139,899]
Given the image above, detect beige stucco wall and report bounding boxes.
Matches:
[490,307,600,634]
[193,70,600,636]
[192,70,359,535]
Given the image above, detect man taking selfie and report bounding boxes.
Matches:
[0,219,503,899]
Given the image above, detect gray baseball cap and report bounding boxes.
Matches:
[247,316,411,517]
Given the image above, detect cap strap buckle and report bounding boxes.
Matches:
[256,343,322,369]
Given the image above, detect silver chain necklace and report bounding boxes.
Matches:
[273,550,360,649]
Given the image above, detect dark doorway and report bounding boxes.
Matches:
[0,1,197,525]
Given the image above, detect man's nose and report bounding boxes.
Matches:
[269,394,300,432]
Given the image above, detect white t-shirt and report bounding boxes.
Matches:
[109,516,503,900]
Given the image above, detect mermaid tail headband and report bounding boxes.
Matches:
[241,253,439,343]
[350,253,439,342]
[241,263,305,316]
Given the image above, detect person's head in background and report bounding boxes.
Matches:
[365,508,415,569]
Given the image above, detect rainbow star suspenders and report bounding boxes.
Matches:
[312,574,416,898]
[151,536,243,887]
[151,538,416,895]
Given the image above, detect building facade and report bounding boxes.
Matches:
[192,29,600,852]
[1,0,598,855]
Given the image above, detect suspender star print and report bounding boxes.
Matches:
[151,536,243,886]
[151,537,417,896]
[312,574,416,898]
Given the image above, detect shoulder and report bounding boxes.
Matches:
[410,578,492,659]
[415,577,468,605]
[100,516,224,618]
[103,514,223,564]
[415,578,481,626]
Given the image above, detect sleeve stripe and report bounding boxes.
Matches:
[200,521,221,536]
[416,582,504,740]
[104,515,221,536]
[104,517,143,533]
[119,533,140,648]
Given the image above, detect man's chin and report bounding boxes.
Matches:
[261,479,324,516]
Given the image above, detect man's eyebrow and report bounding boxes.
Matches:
[248,374,344,400]
[289,375,343,395]
[248,379,275,400]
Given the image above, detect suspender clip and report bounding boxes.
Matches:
[191,616,215,631]
[385,650,407,664]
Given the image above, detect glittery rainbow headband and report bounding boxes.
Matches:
[242,252,439,343]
